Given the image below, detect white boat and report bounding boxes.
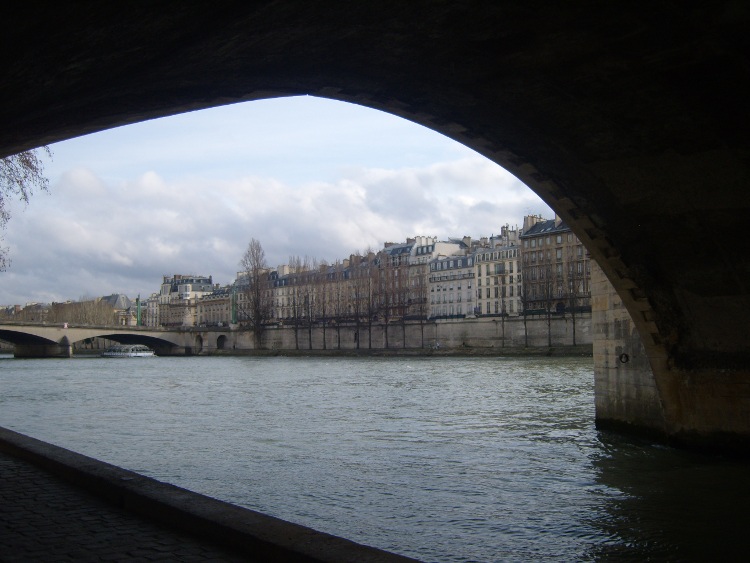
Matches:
[101,344,155,358]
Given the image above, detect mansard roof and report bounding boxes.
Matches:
[383,242,414,256]
[100,293,132,310]
[519,219,570,238]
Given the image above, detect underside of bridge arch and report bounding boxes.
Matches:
[0,329,70,358]
[3,2,749,451]
[0,330,56,347]
[94,334,182,357]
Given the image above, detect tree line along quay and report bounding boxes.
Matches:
[2,213,595,354]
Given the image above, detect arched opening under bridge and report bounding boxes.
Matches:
[2,2,749,451]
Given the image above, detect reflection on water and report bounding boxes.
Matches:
[589,431,749,562]
[0,355,747,562]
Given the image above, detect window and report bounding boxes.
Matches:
[556,235,562,244]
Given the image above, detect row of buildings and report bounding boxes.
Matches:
[141,214,591,329]
[1,214,592,330]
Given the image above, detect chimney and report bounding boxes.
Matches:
[522,214,545,234]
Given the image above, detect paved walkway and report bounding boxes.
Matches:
[0,450,250,562]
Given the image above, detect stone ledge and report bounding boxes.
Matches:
[0,426,418,563]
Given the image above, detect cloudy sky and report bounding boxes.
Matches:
[1,95,551,305]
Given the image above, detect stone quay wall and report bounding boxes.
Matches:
[193,314,592,355]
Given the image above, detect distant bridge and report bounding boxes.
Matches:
[0,324,231,357]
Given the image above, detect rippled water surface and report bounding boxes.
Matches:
[1,355,748,562]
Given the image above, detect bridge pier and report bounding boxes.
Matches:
[14,343,73,359]
[593,264,750,455]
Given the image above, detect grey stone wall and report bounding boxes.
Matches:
[592,262,666,435]
[195,314,592,354]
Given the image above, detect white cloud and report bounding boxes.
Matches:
[1,97,551,305]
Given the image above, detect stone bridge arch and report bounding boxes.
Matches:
[94,333,184,357]
[2,3,749,449]
[0,325,187,357]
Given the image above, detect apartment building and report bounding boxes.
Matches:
[428,254,475,318]
[196,285,233,326]
[519,215,591,314]
[158,274,215,327]
[474,225,523,316]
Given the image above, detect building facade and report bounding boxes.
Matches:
[474,225,523,317]
[428,254,475,318]
[158,274,215,327]
[519,215,591,314]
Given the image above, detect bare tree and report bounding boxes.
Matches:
[47,296,116,326]
[376,251,393,349]
[567,262,580,346]
[331,260,345,349]
[288,255,301,350]
[520,274,532,348]
[412,265,429,348]
[239,238,272,349]
[316,261,330,350]
[541,264,555,348]
[395,259,410,348]
[1,147,52,270]
[288,255,311,350]
[500,283,507,349]
[303,259,317,350]
[350,254,366,349]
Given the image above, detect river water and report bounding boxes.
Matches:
[0,354,747,562]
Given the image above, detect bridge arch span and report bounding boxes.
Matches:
[0,328,57,347]
[0,325,190,357]
[2,4,749,449]
[94,333,183,357]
